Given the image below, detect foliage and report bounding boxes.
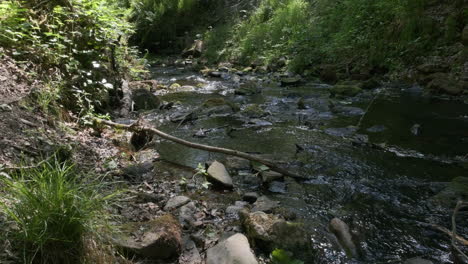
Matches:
[0,0,143,115]
[270,249,304,264]
[202,0,466,73]
[0,158,117,263]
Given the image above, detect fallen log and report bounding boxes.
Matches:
[95,118,306,179]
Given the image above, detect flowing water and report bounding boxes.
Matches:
[143,64,468,264]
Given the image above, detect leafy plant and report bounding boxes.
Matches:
[0,158,117,263]
[271,249,304,264]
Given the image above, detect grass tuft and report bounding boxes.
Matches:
[0,158,117,264]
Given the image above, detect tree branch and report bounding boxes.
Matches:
[95,118,306,179]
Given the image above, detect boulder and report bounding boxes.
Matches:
[240,211,308,250]
[132,88,160,111]
[164,196,191,211]
[252,196,279,213]
[207,161,233,187]
[403,257,433,264]
[206,233,258,264]
[329,218,358,257]
[114,214,182,259]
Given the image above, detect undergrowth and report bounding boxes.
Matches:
[202,0,467,73]
[0,159,118,264]
[0,0,146,117]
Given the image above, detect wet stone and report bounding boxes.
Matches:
[268,181,287,194]
[252,196,280,213]
[366,125,387,133]
[261,170,283,183]
[243,192,259,203]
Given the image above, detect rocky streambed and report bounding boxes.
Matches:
[112,61,468,264]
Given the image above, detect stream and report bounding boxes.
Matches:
[139,63,468,263]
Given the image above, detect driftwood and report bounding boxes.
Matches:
[95,118,305,179]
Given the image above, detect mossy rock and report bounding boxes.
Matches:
[330,85,362,97]
[235,81,260,95]
[431,177,468,208]
[202,98,240,112]
[242,104,266,118]
[132,89,160,110]
[169,83,181,90]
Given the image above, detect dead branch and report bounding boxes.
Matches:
[95,118,306,179]
[431,224,468,246]
[451,201,468,261]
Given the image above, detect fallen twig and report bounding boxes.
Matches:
[95,118,306,179]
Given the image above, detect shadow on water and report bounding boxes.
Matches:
[147,65,468,263]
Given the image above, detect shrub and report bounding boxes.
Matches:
[0,159,117,264]
[0,0,141,116]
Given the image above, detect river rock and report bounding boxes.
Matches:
[329,218,358,257]
[235,81,260,95]
[280,76,302,86]
[132,88,160,111]
[206,233,258,264]
[268,181,287,193]
[403,257,433,264]
[180,237,202,264]
[178,201,198,228]
[242,104,266,118]
[164,196,191,211]
[0,104,12,112]
[366,125,387,133]
[361,78,380,90]
[243,192,259,203]
[240,211,308,250]
[410,124,421,136]
[225,156,251,170]
[330,85,362,97]
[226,201,249,215]
[261,170,283,183]
[209,71,223,78]
[114,214,182,259]
[427,76,462,95]
[170,111,197,123]
[207,161,233,187]
[252,195,279,213]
